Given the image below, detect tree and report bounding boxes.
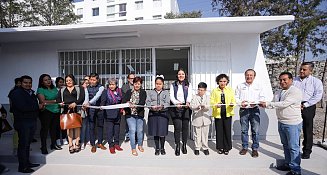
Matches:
[211,0,327,68]
[164,10,202,19]
[0,0,23,28]
[21,0,79,26]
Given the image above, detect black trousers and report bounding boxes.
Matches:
[171,108,191,144]
[14,118,36,170]
[88,108,104,146]
[39,109,59,148]
[215,115,232,151]
[302,105,316,155]
[106,116,121,148]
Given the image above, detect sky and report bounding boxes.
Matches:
[177,0,327,60]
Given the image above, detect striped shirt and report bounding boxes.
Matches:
[293,75,323,107]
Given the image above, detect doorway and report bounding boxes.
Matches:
[155,47,190,89]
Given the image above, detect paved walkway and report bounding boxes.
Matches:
[0,136,326,175]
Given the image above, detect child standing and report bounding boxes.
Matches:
[190,82,211,155]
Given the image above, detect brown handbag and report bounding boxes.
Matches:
[1,119,13,133]
[60,111,82,130]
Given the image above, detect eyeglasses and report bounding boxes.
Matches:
[84,79,89,81]
[128,77,135,80]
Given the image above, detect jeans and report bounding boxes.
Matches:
[278,122,302,175]
[80,115,90,145]
[240,107,260,150]
[126,115,144,149]
[14,118,37,170]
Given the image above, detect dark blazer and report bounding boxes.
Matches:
[100,88,122,119]
[8,87,39,119]
[122,89,146,117]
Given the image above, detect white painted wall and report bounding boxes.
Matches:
[0,32,279,137]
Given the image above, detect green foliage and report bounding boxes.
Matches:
[21,0,79,26]
[211,0,327,62]
[164,10,202,19]
[0,0,79,27]
[0,0,23,28]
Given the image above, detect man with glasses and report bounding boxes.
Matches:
[293,62,323,159]
[121,72,135,142]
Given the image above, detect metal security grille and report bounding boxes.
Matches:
[58,48,153,89]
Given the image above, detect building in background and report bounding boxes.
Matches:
[73,0,179,23]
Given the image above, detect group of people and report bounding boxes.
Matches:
[2,62,323,175]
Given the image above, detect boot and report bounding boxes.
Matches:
[182,142,187,154]
[175,143,180,156]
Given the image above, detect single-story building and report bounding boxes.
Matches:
[0,15,294,138]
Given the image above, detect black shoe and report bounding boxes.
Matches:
[18,168,35,173]
[31,138,37,143]
[182,142,187,154]
[175,143,180,156]
[224,150,229,155]
[155,149,160,156]
[40,147,48,155]
[276,165,291,171]
[204,149,209,155]
[217,149,224,154]
[29,163,40,168]
[286,171,301,175]
[124,137,130,143]
[301,153,310,159]
[194,150,199,155]
[50,144,62,150]
[160,149,166,155]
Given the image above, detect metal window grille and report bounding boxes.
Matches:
[58,48,153,89]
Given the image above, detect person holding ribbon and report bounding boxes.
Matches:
[190,82,211,156]
[37,74,62,154]
[235,69,265,158]
[57,74,85,154]
[101,78,124,154]
[169,68,193,156]
[210,74,235,155]
[146,76,170,156]
[122,77,147,156]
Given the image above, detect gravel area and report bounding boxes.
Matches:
[313,107,327,139]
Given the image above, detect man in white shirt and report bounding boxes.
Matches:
[293,62,323,159]
[260,72,302,175]
[235,69,265,158]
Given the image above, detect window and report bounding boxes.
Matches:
[92,7,99,16]
[135,1,143,10]
[153,0,161,8]
[153,15,162,19]
[107,5,115,18]
[107,0,114,3]
[119,3,127,17]
[135,17,143,20]
[58,48,153,90]
[76,8,83,18]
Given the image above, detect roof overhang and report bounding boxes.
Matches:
[0,15,294,43]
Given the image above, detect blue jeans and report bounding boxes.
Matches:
[126,115,144,149]
[80,116,90,145]
[240,107,260,150]
[278,122,302,175]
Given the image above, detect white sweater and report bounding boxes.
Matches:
[267,86,303,125]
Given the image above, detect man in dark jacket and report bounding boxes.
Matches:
[121,73,135,142]
[8,75,42,173]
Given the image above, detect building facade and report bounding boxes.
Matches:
[0,16,294,138]
[73,0,179,23]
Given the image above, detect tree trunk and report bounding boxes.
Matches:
[321,57,327,108]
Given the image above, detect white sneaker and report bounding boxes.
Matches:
[56,139,62,146]
[81,144,85,150]
[86,141,90,145]
[63,139,68,145]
